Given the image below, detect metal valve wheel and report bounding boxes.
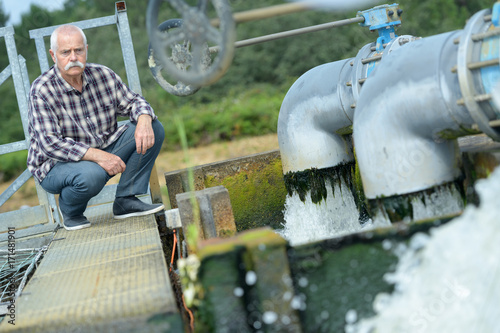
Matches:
[146,0,236,88]
[148,19,202,96]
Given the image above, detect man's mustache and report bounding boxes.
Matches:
[64,61,84,70]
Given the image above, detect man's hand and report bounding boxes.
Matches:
[135,115,155,155]
[82,147,126,176]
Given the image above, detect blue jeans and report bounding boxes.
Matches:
[40,120,165,217]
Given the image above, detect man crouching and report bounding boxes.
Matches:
[27,25,165,230]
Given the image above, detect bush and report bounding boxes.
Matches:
[0,151,28,182]
[157,81,292,151]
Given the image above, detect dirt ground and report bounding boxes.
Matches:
[0,134,279,213]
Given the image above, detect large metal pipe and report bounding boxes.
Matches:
[278,58,355,173]
[278,35,416,174]
[353,30,470,198]
[353,8,500,200]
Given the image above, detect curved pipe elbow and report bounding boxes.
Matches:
[353,31,472,199]
[278,59,355,173]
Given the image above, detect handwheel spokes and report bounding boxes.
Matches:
[148,0,235,87]
[156,28,186,50]
[189,42,205,72]
[205,24,222,45]
[197,0,209,13]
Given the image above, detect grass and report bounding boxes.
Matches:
[155,82,290,151]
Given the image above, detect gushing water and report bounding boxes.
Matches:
[347,166,500,333]
[279,177,366,246]
[371,183,465,225]
[412,184,464,221]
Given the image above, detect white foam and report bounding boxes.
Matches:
[411,184,464,221]
[279,178,362,246]
[348,166,500,333]
[369,184,465,225]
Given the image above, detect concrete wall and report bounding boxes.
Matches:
[164,150,287,232]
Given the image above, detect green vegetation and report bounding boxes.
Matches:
[369,180,466,222]
[283,162,370,221]
[205,158,287,231]
[157,81,289,149]
[0,0,495,180]
[0,151,27,181]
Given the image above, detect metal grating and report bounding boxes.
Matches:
[0,206,179,332]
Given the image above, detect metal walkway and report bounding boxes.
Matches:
[0,2,181,331]
[0,207,181,332]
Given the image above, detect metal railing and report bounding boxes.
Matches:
[0,26,58,239]
[0,1,164,244]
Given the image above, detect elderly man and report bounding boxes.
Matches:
[27,25,165,230]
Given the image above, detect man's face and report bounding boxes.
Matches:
[50,29,87,81]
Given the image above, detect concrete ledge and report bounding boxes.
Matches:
[190,218,455,332]
[165,150,286,231]
[194,228,302,332]
[165,150,281,208]
[176,186,237,245]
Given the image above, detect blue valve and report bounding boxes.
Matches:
[357,3,402,52]
[492,2,500,27]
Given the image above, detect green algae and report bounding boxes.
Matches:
[283,162,370,222]
[437,125,481,140]
[204,159,287,232]
[369,179,466,223]
[335,125,353,136]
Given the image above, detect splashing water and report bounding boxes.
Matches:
[279,177,365,246]
[370,182,465,225]
[348,166,500,333]
[411,184,464,221]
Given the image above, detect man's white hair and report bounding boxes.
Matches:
[50,25,87,52]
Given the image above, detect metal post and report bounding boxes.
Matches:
[115,1,142,94]
[4,27,30,147]
[0,26,57,226]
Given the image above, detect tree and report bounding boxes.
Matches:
[0,0,9,27]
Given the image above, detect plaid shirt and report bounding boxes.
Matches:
[27,63,157,183]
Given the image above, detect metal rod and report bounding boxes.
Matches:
[210,16,364,52]
[490,119,500,127]
[361,54,382,64]
[0,169,31,207]
[453,27,500,44]
[211,2,311,27]
[467,58,500,70]
[472,28,500,41]
[451,58,499,73]
[472,118,500,131]
[456,93,492,105]
[370,43,388,51]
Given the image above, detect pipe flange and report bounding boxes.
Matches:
[351,36,420,104]
[457,9,500,140]
[351,42,376,102]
